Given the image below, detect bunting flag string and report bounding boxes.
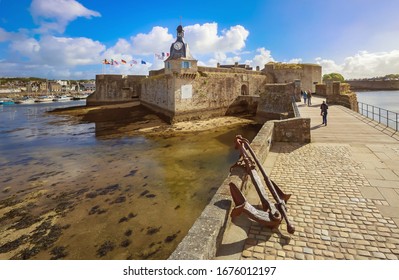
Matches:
[101,58,149,66]
[154,52,170,60]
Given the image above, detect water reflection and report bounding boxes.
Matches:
[0,101,260,259]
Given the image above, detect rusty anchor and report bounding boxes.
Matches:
[229,135,295,234]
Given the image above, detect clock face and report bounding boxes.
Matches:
[174,42,183,50]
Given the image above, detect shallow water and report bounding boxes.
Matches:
[0,101,260,259]
[356,90,399,113]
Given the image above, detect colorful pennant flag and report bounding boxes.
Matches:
[141,60,147,65]
[121,59,127,64]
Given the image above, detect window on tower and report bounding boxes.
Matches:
[181,61,191,69]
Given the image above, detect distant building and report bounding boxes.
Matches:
[39,82,48,92]
[49,82,62,92]
[80,83,96,92]
[56,80,69,87]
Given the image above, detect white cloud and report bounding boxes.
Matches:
[0,27,11,42]
[130,26,173,55]
[30,0,100,33]
[9,35,105,67]
[10,37,41,57]
[184,23,249,55]
[247,47,274,69]
[316,50,399,79]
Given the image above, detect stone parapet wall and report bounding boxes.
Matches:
[273,118,311,143]
[328,92,358,112]
[197,66,263,75]
[316,82,358,112]
[315,84,327,96]
[256,83,297,123]
[326,82,358,112]
[347,80,399,90]
[168,117,310,259]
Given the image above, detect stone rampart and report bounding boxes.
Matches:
[168,117,310,259]
[262,63,321,93]
[147,70,268,123]
[316,82,358,112]
[256,83,298,122]
[87,74,145,105]
[346,80,399,90]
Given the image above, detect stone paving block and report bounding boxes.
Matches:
[385,254,398,260]
[376,205,399,218]
[376,168,399,180]
[357,169,384,180]
[358,186,384,199]
[379,188,399,207]
[253,252,265,260]
[368,179,399,189]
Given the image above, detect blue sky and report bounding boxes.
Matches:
[1,0,399,79]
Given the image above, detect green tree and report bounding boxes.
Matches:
[322,73,345,82]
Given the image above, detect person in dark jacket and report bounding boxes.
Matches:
[320,101,329,125]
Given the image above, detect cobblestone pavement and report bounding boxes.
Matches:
[218,96,399,260]
[241,143,399,260]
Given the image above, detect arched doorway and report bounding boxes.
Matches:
[241,84,248,95]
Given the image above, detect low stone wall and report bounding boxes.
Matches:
[87,74,145,106]
[328,92,358,112]
[347,80,399,90]
[256,83,297,123]
[316,82,358,112]
[168,117,310,259]
[273,118,311,143]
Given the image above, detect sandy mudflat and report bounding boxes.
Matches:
[51,101,256,137]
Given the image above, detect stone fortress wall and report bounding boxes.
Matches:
[262,63,322,92]
[316,81,358,112]
[346,80,399,91]
[88,62,322,123]
[86,74,146,105]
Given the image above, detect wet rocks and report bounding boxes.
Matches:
[96,241,115,257]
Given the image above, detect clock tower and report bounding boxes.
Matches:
[165,25,197,73]
[169,25,191,59]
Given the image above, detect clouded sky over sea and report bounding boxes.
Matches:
[1,0,398,79]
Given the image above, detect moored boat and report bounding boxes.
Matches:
[0,98,15,105]
[72,93,89,100]
[52,95,71,102]
[34,96,54,103]
[14,97,35,104]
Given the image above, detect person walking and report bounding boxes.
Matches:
[307,90,312,106]
[303,90,307,105]
[320,101,328,125]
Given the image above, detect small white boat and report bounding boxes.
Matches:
[72,93,89,100]
[0,98,15,105]
[14,97,35,104]
[34,96,54,103]
[52,95,71,102]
